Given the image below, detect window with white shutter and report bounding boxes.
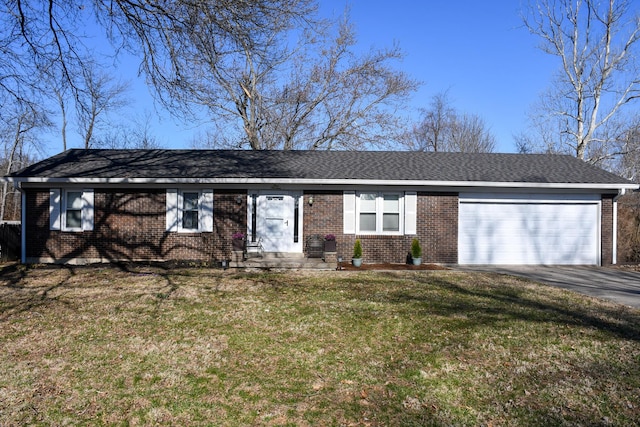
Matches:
[343,191,411,235]
[49,189,94,232]
[166,189,214,233]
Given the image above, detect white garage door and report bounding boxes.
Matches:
[458,193,600,265]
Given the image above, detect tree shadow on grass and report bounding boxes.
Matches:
[0,263,79,321]
[0,262,227,321]
[341,271,640,425]
[389,272,640,342]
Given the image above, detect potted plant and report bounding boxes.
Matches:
[411,237,422,266]
[232,232,245,251]
[352,239,363,267]
[324,234,337,252]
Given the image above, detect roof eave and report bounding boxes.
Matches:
[5,176,639,191]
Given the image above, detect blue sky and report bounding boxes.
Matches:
[59,0,560,154]
[328,0,559,152]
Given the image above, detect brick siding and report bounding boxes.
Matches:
[601,194,614,266]
[303,190,458,264]
[27,187,613,266]
[24,188,246,263]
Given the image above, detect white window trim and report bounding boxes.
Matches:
[51,188,94,232]
[178,190,201,232]
[167,189,214,233]
[62,190,83,231]
[355,191,404,235]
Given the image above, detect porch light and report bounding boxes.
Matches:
[308,196,314,206]
[236,195,243,204]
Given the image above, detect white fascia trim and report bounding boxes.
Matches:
[8,176,640,191]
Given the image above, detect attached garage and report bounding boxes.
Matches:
[458,193,600,265]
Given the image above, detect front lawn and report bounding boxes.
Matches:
[1,264,639,426]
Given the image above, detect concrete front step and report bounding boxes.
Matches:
[230,252,336,270]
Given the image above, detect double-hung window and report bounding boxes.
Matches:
[357,192,403,234]
[180,191,200,231]
[382,194,400,232]
[65,191,84,230]
[359,193,377,232]
[166,189,214,233]
[50,189,94,232]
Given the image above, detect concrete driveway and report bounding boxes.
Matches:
[457,265,640,309]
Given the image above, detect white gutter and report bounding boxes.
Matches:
[5,176,640,191]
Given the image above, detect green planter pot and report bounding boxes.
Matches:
[352,258,363,267]
[412,257,422,266]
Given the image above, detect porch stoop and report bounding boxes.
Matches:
[230,251,337,270]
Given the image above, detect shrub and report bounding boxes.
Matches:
[353,239,363,259]
[411,238,422,259]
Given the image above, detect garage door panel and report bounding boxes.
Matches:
[459,194,599,265]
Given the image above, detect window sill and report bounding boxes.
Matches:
[356,233,405,238]
[176,229,203,234]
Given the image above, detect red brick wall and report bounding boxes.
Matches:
[25,188,460,264]
[303,191,458,264]
[601,194,614,266]
[419,192,458,264]
[24,188,246,263]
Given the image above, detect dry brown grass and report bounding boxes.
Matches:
[1,263,639,426]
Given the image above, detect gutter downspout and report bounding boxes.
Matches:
[12,181,26,264]
[612,188,626,265]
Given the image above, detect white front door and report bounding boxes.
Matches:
[249,191,302,253]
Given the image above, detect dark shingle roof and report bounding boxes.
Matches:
[8,149,634,186]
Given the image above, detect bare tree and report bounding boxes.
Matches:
[406,91,456,152]
[402,91,496,153]
[54,85,69,152]
[97,0,318,129]
[448,114,496,153]
[614,117,640,262]
[75,64,130,148]
[129,112,161,149]
[179,12,417,150]
[42,72,72,152]
[522,0,640,163]
[93,112,161,149]
[2,1,317,149]
[0,101,51,220]
[611,117,640,181]
[1,1,90,109]
[271,20,417,150]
